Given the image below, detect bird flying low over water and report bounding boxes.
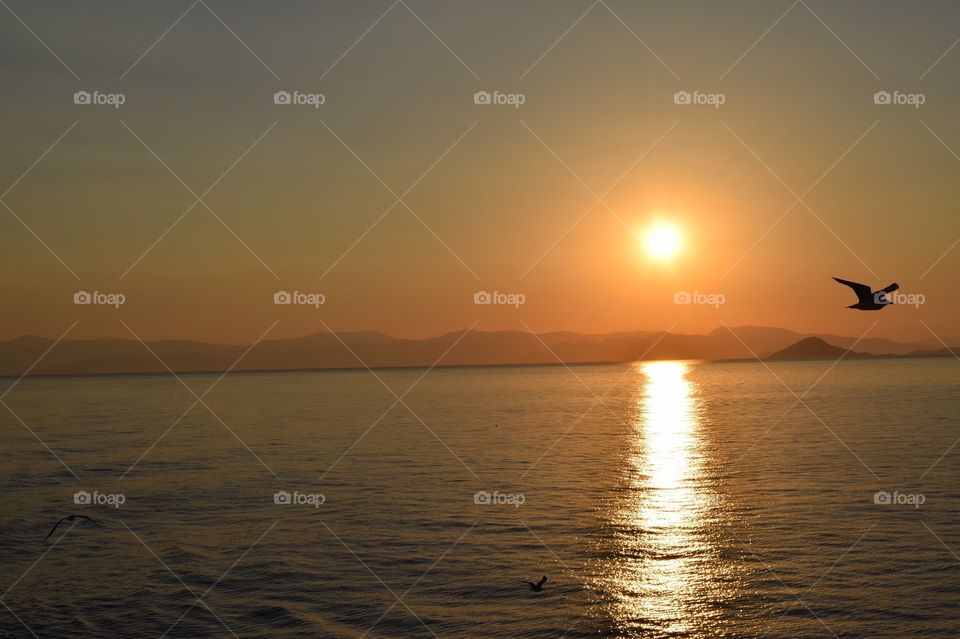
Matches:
[45,514,100,540]
[833,277,899,311]
[521,576,547,592]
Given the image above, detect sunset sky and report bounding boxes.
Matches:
[2,1,960,344]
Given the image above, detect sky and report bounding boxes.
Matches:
[2,0,960,345]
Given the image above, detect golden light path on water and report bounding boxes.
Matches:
[607,360,715,636]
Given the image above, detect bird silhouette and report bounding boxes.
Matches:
[833,277,899,311]
[521,576,547,592]
[45,514,99,540]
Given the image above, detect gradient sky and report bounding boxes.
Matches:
[2,1,960,344]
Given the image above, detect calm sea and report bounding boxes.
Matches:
[1,358,958,638]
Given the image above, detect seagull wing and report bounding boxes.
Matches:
[538,576,548,587]
[77,515,100,526]
[833,277,872,304]
[44,516,68,541]
[882,283,900,294]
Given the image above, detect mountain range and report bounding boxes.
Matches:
[0,326,956,378]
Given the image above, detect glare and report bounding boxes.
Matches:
[643,223,682,262]
[606,360,710,635]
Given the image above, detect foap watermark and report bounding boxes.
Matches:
[873,90,925,108]
[673,90,725,108]
[674,290,725,307]
[274,490,325,508]
[474,490,525,508]
[74,490,125,509]
[874,490,925,509]
[474,290,526,308]
[473,90,526,109]
[874,290,925,308]
[74,90,126,109]
[274,290,325,308]
[74,290,125,308]
[273,90,326,108]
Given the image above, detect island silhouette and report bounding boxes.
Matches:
[0,327,956,377]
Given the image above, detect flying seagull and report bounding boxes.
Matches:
[45,514,100,540]
[521,576,547,592]
[833,277,899,311]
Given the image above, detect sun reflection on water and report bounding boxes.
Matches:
[607,360,712,636]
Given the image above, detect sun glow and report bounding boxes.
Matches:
[642,223,682,262]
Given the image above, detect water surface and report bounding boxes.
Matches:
[1,358,958,637]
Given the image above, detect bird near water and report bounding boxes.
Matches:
[521,576,547,592]
[45,514,100,540]
[832,277,899,311]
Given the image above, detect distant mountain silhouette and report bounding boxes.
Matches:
[768,337,960,362]
[900,346,960,359]
[705,326,926,357]
[768,337,863,360]
[0,328,954,378]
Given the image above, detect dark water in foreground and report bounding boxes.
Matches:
[1,358,959,638]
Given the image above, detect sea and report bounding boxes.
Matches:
[1,357,958,638]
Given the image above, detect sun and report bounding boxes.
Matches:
[642,222,682,262]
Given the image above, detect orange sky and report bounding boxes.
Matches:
[2,1,959,344]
